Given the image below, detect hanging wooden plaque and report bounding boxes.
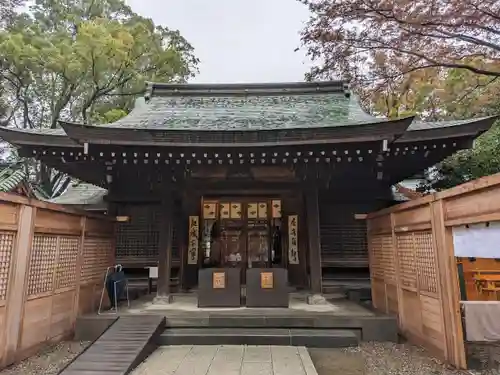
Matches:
[213,272,226,289]
[220,203,230,219]
[288,215,299,264]
[258,202,268,219]
[261,272,274,289]
[230,202,242,219]
[271,200,282,218]
[247,203,258,219]
[203,202,217,219]
[187,216,199,264]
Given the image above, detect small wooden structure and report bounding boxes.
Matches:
[0,193,115,368]
[0,80,496,300]
[367,172,500,369]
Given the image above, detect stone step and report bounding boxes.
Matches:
[163,315,362,329]
[158,328,359,347]
[322,292,346,300]
[322,285,345,294]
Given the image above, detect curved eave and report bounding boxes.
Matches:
[59,117,414,148]
[39,157,106,187]
[396,116,498,143]
[0,127,79,147]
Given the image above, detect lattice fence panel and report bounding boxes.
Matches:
[396,233,417,289]
[81,237,113,284]
[0,231,15,300]
[414,231,438,295]
[370,235,384,280]
[27,235,58,296]
[370,234,395,283]
[55,236,80,290]
[380,235,395,284]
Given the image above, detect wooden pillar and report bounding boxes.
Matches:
[305,188,323,295]
[2,205,35,367]
[155,197,174,303]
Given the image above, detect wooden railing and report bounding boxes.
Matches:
[367,173,500,369]
[0,192,115,368]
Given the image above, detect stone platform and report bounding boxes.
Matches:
[131,345,319,375]
[75,293,398,346]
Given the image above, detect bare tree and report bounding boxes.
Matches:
[300,0,500,83]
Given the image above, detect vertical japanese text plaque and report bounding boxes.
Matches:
[187,216,199,264]
[288,215,299,264]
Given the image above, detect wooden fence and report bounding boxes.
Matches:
[0,192,115,368]
[367,173,500,369]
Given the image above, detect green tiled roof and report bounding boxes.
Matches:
[48,182,107,209]
[408,118,491,131]
[101,88,378,131]
[0,163,26,192]
[0,81,497,143]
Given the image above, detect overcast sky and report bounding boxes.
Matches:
[126,0,314,83]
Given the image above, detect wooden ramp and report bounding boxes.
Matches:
[59,315,165,375]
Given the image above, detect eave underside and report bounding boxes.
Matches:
[1,115,497,189]
[14,135,473,189]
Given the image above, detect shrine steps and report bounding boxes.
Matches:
[157,312,397,344]
[158,327,359,347]
[69,308,397,373]
[75,310,398,346]
[59,315,164,375]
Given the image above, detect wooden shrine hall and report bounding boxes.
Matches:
[0,80,496,305]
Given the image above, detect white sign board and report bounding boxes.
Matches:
[452,222,500,258]
[149,266,158,279]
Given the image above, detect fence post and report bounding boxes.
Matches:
[432,199,466,368]
[1,205,35,367]
[390,212,405,328]
[72,216,86,325]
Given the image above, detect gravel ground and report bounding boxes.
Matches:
[2,340,498,375]
[0,342,89,375]
[309,342,481,375]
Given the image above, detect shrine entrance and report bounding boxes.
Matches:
[200,197,284,283]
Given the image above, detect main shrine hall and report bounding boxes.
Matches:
[0,80,496,302]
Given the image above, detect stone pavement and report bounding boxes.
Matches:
[131,345,319,375]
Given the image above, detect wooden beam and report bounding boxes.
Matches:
[305,188,323,294]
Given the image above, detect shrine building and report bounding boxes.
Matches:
[0,81,496,303]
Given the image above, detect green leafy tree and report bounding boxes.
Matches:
[0,0,199,196]
[415,65,500,191]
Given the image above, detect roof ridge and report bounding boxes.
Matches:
[145,80,350,99]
